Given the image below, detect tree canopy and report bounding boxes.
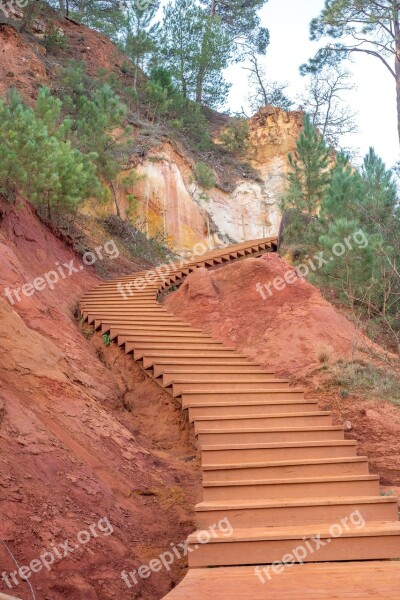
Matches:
[302,0,400,143]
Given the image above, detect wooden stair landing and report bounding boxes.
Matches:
[79,237,400,599]
[163,562,400,599]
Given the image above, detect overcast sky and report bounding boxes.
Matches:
[158,0,398,167]
[225,0,398,168]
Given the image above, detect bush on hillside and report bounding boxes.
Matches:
[194,162,217,189]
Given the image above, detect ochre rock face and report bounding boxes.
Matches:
[114,108,304,252]
[130,157,208,250]
[249,106,304,164]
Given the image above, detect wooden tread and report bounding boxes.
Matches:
[163,562,400,598]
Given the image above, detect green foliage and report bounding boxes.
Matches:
[123,1,161,89]
[317,218,376,302]
[281,118,400,352]
[72,84,127,181]
[282,115,330,223]
[320,152,360,222]
[201,0,268,38]
[220,118,249,155]
[102,333,112,346]
[145,80,173,121]
[43,24,69,52]
[172,98,212,150]
[301,1,399,144]
[329,360,400,405]
[69,0,128,40]
[143,66,212,149]
[57,65,131,217]
[160,0,232,108]
[194,162,217,189]
[0,88,99,220]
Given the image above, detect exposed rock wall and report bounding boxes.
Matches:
[113,108,304,251]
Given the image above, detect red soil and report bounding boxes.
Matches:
[164,254,400,489]
[164,254,376,375]
[0,199,201,600]
[0,13,140,105]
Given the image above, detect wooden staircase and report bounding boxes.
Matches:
[80,237,400,599]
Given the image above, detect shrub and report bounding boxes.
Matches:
[44,25,68,52]
[145,80,173,122]
[194,162,216,189]
[220,118,249,155]
[317,344,333,364]
[102,333,112,346]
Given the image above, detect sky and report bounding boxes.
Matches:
[224,0,399,167]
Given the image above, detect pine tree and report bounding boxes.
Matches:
[122,1,160,90]
[358,148,398,233]
[71,1,127,39]
[72,84,127,217]
[301,0,400,145]
[160,0,231,108]
[283,115,330,218]
[317,218,377,308]
[320,152,361,222]
[202,0,268,38]
[0,88,99,220]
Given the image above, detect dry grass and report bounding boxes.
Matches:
[327,360,400,405]
[317,343,333,364]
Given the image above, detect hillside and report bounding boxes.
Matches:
[0,197,203,600]
[0,6,302,250]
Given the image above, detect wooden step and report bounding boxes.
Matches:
[116,332,213,344]
[182,389,305,407]
[195,495,398,528]
[197,426,345,446]
[202,475,380,501]
[173,380,290,395]
[87,310,168,324]
[188,400,319,420]
[102,320,195,333]
[194,412,333,431]
[187,522,400,567]
[163,562,400,599]
[130,344,235,359]
[161,368,273,383]
[201,441,358,466]
[126,338,225,347]
[110,327,205,340]
[144,355,254,369]
[202,457,369,482]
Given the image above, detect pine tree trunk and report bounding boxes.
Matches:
[394,8,400,146]
[196,66,205,105]
[47,194,52,222]
[110,179,122,219]
[19,0,39,32]
[396,59,400,146]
